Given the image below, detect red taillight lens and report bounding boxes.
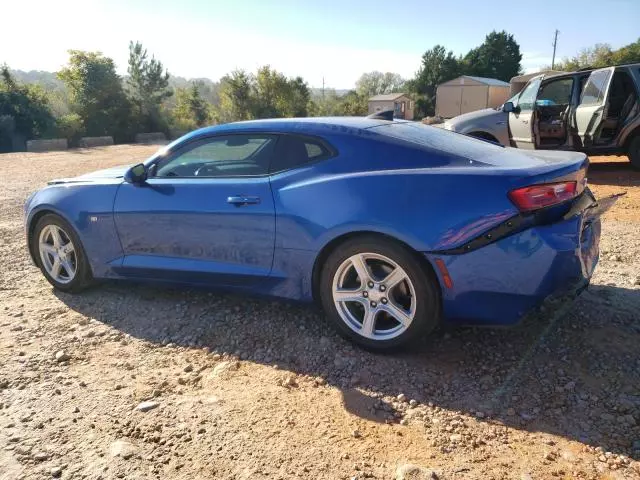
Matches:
[508,181,577,212]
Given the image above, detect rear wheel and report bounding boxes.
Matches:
[628,135,640,170]
[319,236,440,350]
[32,214,93,292]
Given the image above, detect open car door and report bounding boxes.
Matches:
[508,75,543,149]
[574,67,615,148]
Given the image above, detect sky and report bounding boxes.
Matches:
[1,0,639,89]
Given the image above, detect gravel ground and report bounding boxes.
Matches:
[0,146,639,480]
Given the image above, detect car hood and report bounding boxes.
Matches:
[47,165,132,185]
[446,108,504,126]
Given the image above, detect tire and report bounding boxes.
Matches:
[319,235,440,351]
[628,135,640,170]
[31,214,93,292]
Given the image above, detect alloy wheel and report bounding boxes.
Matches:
[38,224,77,284]
[332,252,416,340]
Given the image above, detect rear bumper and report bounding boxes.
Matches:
[426,213,601,325]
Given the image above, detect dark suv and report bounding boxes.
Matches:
[444,64,640,168]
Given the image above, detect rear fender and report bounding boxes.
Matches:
[272,166,519,253]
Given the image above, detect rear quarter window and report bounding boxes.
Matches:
[269,135,335,173]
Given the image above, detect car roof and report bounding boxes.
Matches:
[545,62,640,79]
[181,117,413,140]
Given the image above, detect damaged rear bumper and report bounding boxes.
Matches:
[425,191,622,326]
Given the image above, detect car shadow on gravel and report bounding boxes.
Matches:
[54,281,640,459]
[588,160,639,186]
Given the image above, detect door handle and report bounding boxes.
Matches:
[522,120,529,124]
[227,195,261,206]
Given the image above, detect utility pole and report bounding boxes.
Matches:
[322,77,325,100]
[551,29,559,69]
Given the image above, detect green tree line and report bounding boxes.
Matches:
[1,35,639,152]
[552,38,640,71]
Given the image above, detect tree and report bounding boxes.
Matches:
[612,38,640,65]
[173,83,211,130]
[55,113,83,146]
[218,70,254,122]
[217,66,312,122]
[554,39,640,71]
[253,66,290,118]
[462,31,522,81]
[284,76,311,117]
[308,88,368,117]
[338,90,368,116]
[127,41,172,132]
[408,32,522,117]
[0,65,55,151]
[410,45,461,117]
[355,71,406,98]
[58,50,132,141]
[308,89,343,116]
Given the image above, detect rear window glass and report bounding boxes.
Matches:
[372,122,564,168]
[372,122,506,161]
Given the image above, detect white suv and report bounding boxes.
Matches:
[444,64,640,169]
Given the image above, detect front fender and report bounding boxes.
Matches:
[25,183,123,277]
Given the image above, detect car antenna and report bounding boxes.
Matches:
[366,110,395,121]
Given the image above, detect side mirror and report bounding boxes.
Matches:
[503,101,516,113]
[124,163,147,184]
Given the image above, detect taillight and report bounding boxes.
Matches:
[508,181,577,212]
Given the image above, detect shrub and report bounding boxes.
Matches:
[55,113,84,147]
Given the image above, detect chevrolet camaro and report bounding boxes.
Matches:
[24,114,618,350]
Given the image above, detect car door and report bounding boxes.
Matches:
[112,133,278,286]
[574,67,615,147]
[508,75,543,149]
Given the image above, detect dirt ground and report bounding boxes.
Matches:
[0,146,639,480]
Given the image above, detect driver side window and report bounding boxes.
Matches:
[536,78,574,106]
[155,134,277,178]
[516,78,542,111]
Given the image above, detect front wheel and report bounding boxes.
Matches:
[32,214,93,292]
[319,236,440,350]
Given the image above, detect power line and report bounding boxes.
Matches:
[551,29,560,69]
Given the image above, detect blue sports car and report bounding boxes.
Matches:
[24,114,618,350]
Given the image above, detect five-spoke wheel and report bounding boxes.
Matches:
[332,253,416,341]
[32,214,93,292]
[320,235,440,350]
[38,224,77,284]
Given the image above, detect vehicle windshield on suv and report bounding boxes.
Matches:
[444,64,640,169]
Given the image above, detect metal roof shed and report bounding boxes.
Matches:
[436,76,511,118]
[509,70,565,95]
[368,93,414,120]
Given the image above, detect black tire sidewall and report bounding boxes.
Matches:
[32,214,92,292]
[319,236,440,350]
[629,136,640,170]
